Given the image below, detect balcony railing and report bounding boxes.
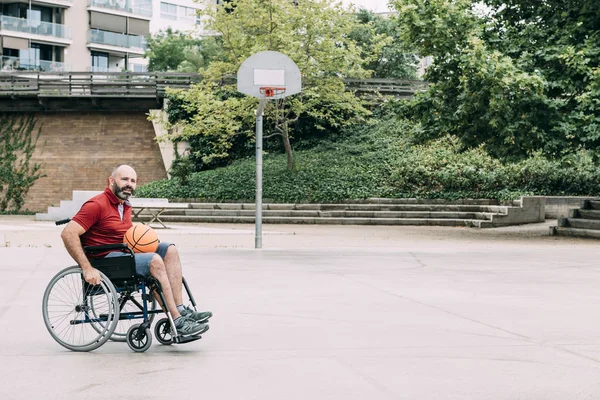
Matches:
[89,66,124,73]
[1,55,70,72]
[0,15,72,40]
[88,0,152,18]
[89,29,147,51]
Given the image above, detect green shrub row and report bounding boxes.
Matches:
[137,119,600,202]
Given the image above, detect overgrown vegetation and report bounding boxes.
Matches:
[138,1,600,203]
[391,0,600,160]
[138,116,600,202]
[0,115,45,212]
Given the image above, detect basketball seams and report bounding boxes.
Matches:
[124,224,159,253]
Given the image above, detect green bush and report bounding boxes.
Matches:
[137,118,600,202]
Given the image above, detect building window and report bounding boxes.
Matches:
[160,2,177,20]
[160,2,199,22]
[180,6,197,21]
[132,64,148,73]
[91,51,109,71]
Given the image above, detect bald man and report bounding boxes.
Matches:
[61,164,212,337]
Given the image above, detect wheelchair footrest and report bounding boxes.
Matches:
[173,334,203,344]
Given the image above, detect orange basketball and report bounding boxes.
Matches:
[124,224,159,253]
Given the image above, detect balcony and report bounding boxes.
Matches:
[1,55,70,72]
[30,0,73,7]
[0,1,73,7]
[88,29,147,54]
[0,15,71,41]
[88,0,152,18]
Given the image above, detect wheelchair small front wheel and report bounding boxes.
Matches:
[126,324,152,352]
[154,318,173,345]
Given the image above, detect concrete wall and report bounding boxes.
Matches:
[545,196,600,219]
[64,0,90,71]
[21,112,168,212]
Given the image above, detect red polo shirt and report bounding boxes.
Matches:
[72,188,133,251]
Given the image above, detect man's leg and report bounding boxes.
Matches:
[149,254,181,319]
[104,250,205,336]
[160,243,212,323]
[163,244,183,305]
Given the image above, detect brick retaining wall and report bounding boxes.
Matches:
[19,112,167,212]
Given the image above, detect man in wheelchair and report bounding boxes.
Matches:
[60,164,212,337]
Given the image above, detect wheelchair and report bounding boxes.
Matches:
[42,219,207,353]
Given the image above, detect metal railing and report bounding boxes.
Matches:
[0,72,426,99]
[346,78,428,96]
[0,72,202,98]
[88,29,147,50]
[0,15,72,40]
[1,56,70,72]
[88,0,153,18]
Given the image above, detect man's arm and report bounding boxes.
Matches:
[61,220,102,285]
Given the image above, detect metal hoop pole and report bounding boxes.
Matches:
[255,99,267,249]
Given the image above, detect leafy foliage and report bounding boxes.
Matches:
[0,115,45,212]
[350,9,419,79]
[390,0,600,160]
[159,0,382,171]
[137,117,600,202]
[145,28,222,72]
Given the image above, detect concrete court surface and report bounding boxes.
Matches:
[2,216,600,399]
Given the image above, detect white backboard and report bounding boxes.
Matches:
[237,51,302,99]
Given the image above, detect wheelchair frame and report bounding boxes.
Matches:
[42,241,205,353]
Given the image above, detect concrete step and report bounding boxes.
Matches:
[187,203,509,213]
[575,209,600,220]
[174,197,515,206]
[146,209,498,220]
[561,218,600,230]
[136,214,494,227]
[550,226,600,239]
[585,200,600,210]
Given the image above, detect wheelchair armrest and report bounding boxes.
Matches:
[84,243,134,256]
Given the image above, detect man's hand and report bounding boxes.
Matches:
[83,267,102,285]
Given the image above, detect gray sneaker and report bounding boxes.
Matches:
[180,307,213,323]
[174,316,209,336]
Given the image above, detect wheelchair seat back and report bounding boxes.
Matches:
[84,243,139,289]
[91,255,137,288]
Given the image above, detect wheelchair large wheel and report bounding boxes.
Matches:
[42,266,120,352]
[90,289,157,342]
[126,324,152,352]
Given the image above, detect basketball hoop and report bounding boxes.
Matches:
[259,87,286,98]
[237,51,302,249]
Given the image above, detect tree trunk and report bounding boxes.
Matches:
[282,124,294,170]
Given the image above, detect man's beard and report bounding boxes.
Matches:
[112,181,135,200]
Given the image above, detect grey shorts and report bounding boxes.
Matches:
[105,242,173,277]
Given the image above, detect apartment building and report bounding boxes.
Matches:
[0,0,213,73]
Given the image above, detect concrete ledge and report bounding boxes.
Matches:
[486,196,545,227]
[551,226,600,239]
[545,196,600,219]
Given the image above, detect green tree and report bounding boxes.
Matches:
[0,115,45,212]
[145,28,222,72]
[390,0,600,160]
[351,9,418,80]
[163,0,384,170]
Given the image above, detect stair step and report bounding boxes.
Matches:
[187,203,509,213]
[151,209,499,220]
[552,226,600,239]
[576,209,600,220]
[561,218,600,230]
[137,214,494,227]
[586,200,600,210]
[176,198,511,206]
